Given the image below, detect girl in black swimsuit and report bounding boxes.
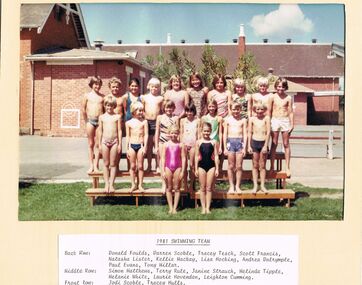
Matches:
[195,122,219,214]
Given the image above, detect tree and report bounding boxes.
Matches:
[199,45,228,89]
[233,52,265,93]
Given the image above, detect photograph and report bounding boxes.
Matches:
[18,3,345,221]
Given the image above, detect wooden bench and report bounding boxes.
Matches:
[191,189,295,208]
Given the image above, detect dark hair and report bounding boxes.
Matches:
[274,77,289,91]
[162,99,176,112]
[189,72,204,88]
[212,74,226,89]
[184,102,197,115]
[129,77,140,86]
[88,76,102,88]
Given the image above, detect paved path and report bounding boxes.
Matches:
[19,125,344,189]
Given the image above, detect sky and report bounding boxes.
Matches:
[80,3,345,45]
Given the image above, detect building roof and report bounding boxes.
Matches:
[24,47,152,71]
[102,42,344,78]
[20,4,90,48]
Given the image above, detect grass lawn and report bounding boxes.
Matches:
[18,181,343,221]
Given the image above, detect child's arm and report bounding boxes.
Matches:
[125,122,130,159]
[202,88,209,116]
[247,94,253,118]
[183,90,189,114]
[247,118,253,154]
[214,141,220,178]
[198,117,204,139]
[117,116,122,154]
[223,118,228,156]
[154,116,161,154]
[179,119,185,143]
[288,96,294,134]
[218,116,223,154]
[81,94,88,122]
[180,143,186,180]
[227,92,233,114]
[263,116,271,153]
[143,121,149,156]
[268,94,274,118]
[194,141,200,177]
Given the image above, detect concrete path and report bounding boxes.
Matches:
[19,125,344,189]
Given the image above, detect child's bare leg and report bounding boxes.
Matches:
[172,168,182,213]
[198,168,207,214]
[159,144,166,193]
[227,153,235,193]
[205,167,215,214]
[165,168,173,213]
[101,144,110,192]
[270,131,279,171]
[128,149,137,191]
[189,147,196,190]
[146,135,154,172]
[282,131,291,176]
[235,153,243,192]
[109,144,118,193]
[259,153,268,193]
[137,150,145,191]
[93,127,100,172]
[183,157,189,192]
[86,123,96,173]
[252,152,260,193]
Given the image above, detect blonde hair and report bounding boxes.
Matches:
[147,77,161,89]
[253,101,267,111]
[231,102,242,109]
[103,95,117,108]
[130,101,144,115]
[257,77,269,87]
[168,75,182,90]
[108,77,122,88]
[168,124,180,134]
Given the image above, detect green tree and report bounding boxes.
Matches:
[199,45,228,89]
[233,52,265,93]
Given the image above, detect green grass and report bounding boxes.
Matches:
[18,182,343,221]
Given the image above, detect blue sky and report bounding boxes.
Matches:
[81,3,344,45]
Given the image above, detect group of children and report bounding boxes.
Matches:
[82,73,294,214]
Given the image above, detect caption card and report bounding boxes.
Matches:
[59,234,298,285]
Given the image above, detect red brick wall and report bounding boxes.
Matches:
[31,60,151,137]
[293,93,308,125]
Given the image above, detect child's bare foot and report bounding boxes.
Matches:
[104,183,109,193]
[168,209,173,214]
[138,185,145,192]
[109,185,115,193]
[94,167,100,173]
[130,184,137,192]
[206,209,211,214]
[235,186,242,193]
[260,186,268,194]
[156,167,160,174]
[172,208,177,214]
[252,187,258,194]
[227,186,235,193]
[201,208,206,214]
[87,166,94,174]
[286,168,291,177]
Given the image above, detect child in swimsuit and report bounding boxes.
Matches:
[125,101,149,192]
[161,125,186,214]
[195,122,219,214]
[164,75,188,119]
[247,102,271,194]
[98,95,122,193]
[223,102,247,193]
[187,72,208,118]
[142,78,164,172]
[82,76,104,174]
[269,77,294,176]
[155,100,178,192]
[229,78,250,119]
[180,103,200,191]
[207,74,231,118]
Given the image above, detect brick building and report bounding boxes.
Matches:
[102,25,344,125]
[20,4,152,137]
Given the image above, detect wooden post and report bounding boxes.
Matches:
[327,130,334,159]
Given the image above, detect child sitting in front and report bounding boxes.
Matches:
[125,101,148,192]
[195,122,219,214]
[180,103,200,191]
[248,102,271,194]
[269,77,294,176]
[98,95,122,193]
[161,125,186,214]
[223,102,247,193]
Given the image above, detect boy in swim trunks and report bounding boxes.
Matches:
[125,101,149,192]
[161,125,186,214]
[98,95,122,193]
[247,102,271,193]
[269,77,294,176]
[223,102,247,193]
[142,78,164,172]
[82,76,104,173]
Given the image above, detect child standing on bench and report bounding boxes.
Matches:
[164,75,188,119]
[269,77,294,176]
[82,76,104,174]
[248,102,271,194]
[142,78,164,172]
[155,100,179,192]
[249,77,271,117]
[98,95,122,193]
[180,103,200,191]
[108,77,123,115]
[125,101,148,192]
[161,125,186,214]
[195,122,219,214]
[223,102,247,193]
